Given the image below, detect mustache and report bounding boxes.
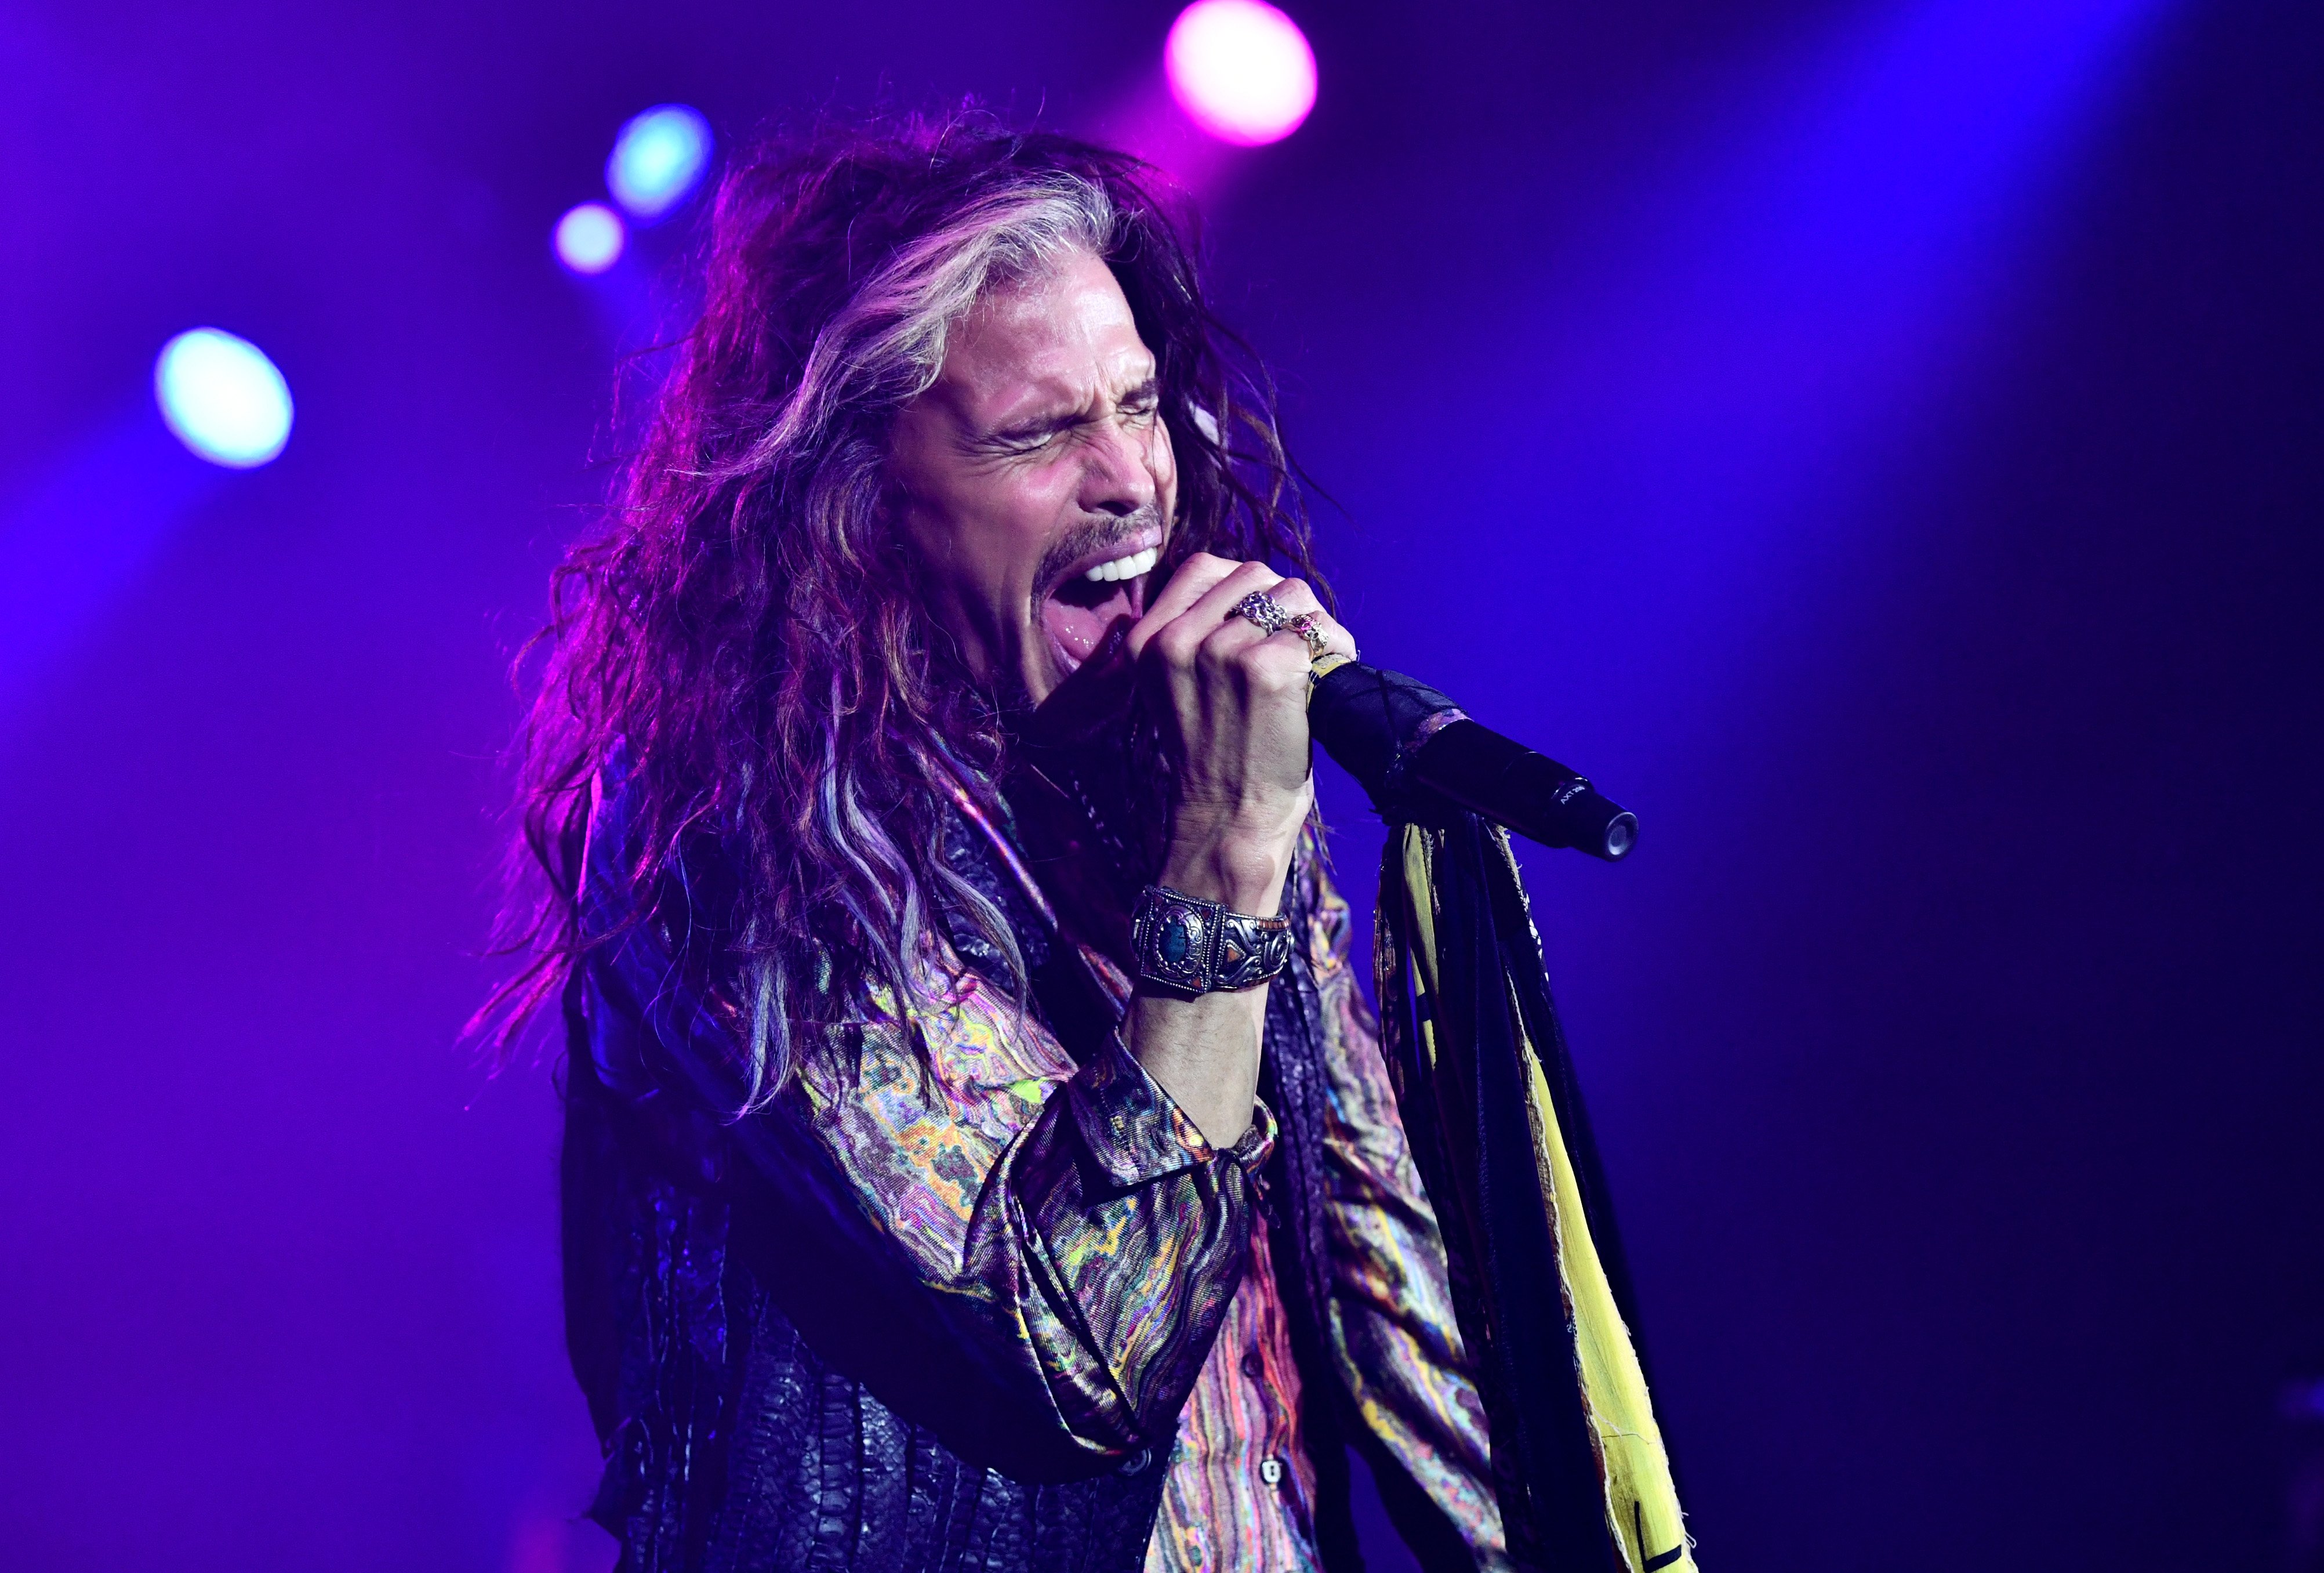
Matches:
[1032,506,1166,599]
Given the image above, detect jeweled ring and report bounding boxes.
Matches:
[1231,590,1293,635]
[1232,591,1330,662]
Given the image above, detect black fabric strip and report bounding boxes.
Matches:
[1486,844,1658,1362]
[1436,816,1621,1572]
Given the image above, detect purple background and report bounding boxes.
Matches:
[2,1,2317,1568]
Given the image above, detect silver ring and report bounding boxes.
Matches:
[1233,591,1330,661]
[1231,590,1293,635]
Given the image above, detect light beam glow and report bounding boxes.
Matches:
[606,104,713,221]
[1165,1,1317,147]
[555,202,626,274]
[152,328,293,469]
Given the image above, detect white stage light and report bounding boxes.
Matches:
[153,328,293,469]
[555,202,626,274]
[1165,0,1317,147]
[607,105,713,221]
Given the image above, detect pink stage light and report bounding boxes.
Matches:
[555,202,625,274]
[1164,0,1317,147]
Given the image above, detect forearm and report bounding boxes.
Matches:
[1125,988,1268,1150]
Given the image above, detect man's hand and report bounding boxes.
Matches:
[1117,553,1357,1147]
[1124,553,1357,917]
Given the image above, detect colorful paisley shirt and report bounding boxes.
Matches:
[774,796,1508,1572]
[580,769,1507,1570]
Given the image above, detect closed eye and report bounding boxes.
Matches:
[986,404,1098,451]
[990,420,1069,452]
[982,377,1160,454]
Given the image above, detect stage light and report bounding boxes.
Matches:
[1165,0,1317,147]
[607,104,713,221]
[152,328,293,469]
[555,202,626,274]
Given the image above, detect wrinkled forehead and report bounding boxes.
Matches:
[936,249,1153,412]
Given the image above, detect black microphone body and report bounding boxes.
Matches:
[1307,661,1638,862]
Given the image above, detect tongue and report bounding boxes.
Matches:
[1043,581,1136,672]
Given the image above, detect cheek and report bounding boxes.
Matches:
[899,453,1051,571]
[935,462,1079,604]
[987,463,1079,558]
[1150,423,1178,506]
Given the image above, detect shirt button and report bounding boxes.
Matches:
[1259,1456,1285,1488]
[1241,1352,1265,1380]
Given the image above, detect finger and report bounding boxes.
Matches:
[1177,559,1286,637]
[1125,552,1245,658]
[1149,568,1283,729]
[1259,577,1322,615]
[1190,615,1324,730]
[1229,574,1360,662]
[1211,623,1314,699]
[1192,610,1273,677]
[1134,557,1283,665]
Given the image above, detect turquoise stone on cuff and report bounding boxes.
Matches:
[1160,911,1199,965]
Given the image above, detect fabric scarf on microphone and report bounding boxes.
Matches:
[1373,813,1695,1573]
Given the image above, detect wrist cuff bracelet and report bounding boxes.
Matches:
[1131,884,1293,995]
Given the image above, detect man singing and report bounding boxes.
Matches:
[488,118,1509,1572]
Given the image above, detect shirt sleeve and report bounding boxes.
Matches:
[575,773,1268,1481]
[1301,847,1513,1569]
[784,976,1277,1471]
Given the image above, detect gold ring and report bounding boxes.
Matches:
[1285,612,1328,662]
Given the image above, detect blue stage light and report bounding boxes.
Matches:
[152,328,293,469]
[555,202,626,274]
[606,105,713,222]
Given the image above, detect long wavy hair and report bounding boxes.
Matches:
[480,115,1319,1108]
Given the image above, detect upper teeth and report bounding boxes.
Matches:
[1083,545,1160,583]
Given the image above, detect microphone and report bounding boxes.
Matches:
[1307,659,1638,862]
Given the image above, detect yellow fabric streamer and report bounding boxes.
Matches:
[1393,824,1695,1573]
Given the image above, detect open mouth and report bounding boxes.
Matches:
[1040,537,1162,677]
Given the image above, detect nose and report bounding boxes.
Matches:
[1076,415,1157,519]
